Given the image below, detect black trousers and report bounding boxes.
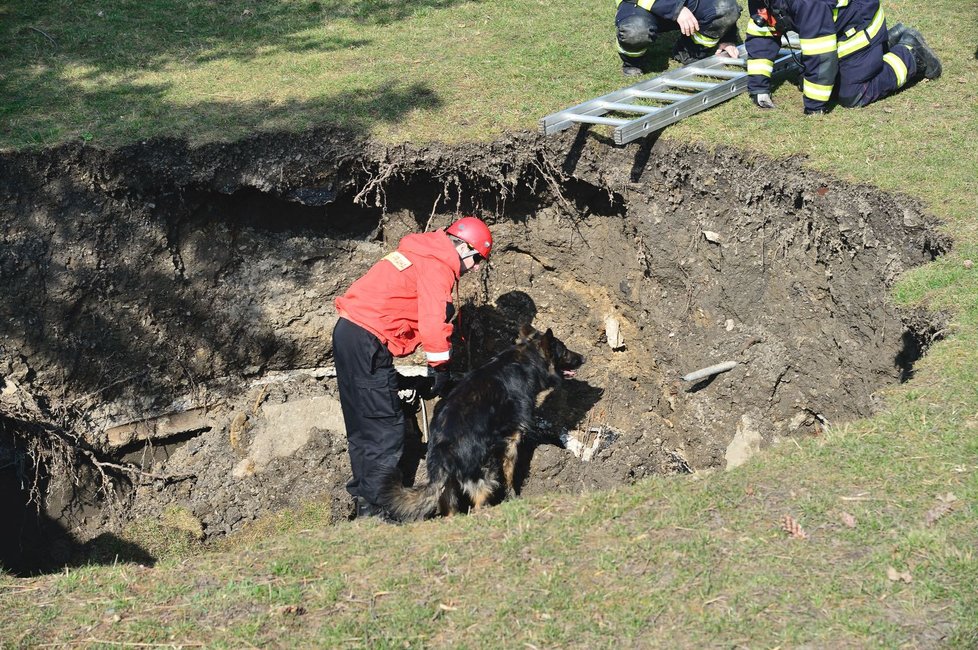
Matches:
[332,317,405,505]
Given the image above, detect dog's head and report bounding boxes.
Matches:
[518,324,584,380]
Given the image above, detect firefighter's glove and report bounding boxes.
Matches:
[422,367,452,399]
[751,93,775,109]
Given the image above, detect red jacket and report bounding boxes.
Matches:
[335,230,459,366]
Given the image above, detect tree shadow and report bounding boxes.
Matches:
[1,0,455,147]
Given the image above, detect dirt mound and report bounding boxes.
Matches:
[0,128,948,570]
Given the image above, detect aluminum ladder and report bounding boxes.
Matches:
[540,38,800,145]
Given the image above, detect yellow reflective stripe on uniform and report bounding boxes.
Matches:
[837,31,867,57]
[636,0,656,11]
[883,51,908,86]
[747,58,774,76]
[866,7,885,39]
[835,0,849,7]
[618,43,648,57]
[746,22,774,37]
[691,31,720,47]
[803,79,833,101]
[800,34,837,55]
[838,6,885,58]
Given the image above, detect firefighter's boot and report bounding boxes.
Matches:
[898,28,942,80]
[886,22,906,50]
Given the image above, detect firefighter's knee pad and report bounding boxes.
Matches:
[617,14,656,50]
[706,0,741,37]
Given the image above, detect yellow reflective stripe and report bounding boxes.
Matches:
[803,79,833,101]
[636,0,655,10]
[837,31,867,57]
[691,31,720,47]
[747,58,774,76]
[883,51,908,86]
[746,22,774,37]
[618,43,648,57]
[835,0,849,7]
[838,6,885,58]
[866,7,885,38]
[800,34,837,55]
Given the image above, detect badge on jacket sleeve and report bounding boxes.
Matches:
[384,251,413,271]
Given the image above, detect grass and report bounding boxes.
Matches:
[2,0,978,646]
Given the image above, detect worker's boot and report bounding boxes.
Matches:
[621,52,653,77]
[622,59,645,77]
[898,28,942,80]
[886,22,906,50]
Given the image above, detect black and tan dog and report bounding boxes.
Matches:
[381,325,584,521]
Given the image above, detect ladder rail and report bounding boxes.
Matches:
[540,37,801,144]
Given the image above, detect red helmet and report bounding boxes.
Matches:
[446,216,492,259]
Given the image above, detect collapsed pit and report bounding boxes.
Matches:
[0,130,948,574]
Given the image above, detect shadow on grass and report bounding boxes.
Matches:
[4,0,476,68]
[1,0,456,146]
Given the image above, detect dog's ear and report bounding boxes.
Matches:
[540,328,554,355]
[517,323,536,343]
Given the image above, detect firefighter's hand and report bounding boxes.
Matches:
[677,8,699,36]
[716,42,739,58]
[751,93,775,109]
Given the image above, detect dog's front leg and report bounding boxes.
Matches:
[502,431,522,494]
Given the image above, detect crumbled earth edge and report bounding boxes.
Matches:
[0,127,950,570]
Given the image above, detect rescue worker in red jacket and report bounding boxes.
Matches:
[332,216,493,519]
[616,0,742,76]
[745,0,941,114]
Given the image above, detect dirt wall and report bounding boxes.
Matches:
[0,128,949,564]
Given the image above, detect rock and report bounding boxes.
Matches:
[604,315,625,351]
[105,407,214,448]
[725,414,763,470]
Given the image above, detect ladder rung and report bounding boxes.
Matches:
[566,114,630,127]
[599,101,662,114]
[628,90,689,103]
[663,79,719,91]
[684,67,743,79]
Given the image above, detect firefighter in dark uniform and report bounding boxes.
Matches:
[745,0,942,113]
[616,0,743,76]
[332,217,492,520]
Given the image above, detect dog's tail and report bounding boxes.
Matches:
[378,469,444,522]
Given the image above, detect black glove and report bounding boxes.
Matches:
[421,367,452,399]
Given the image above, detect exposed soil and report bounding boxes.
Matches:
[0,127,949,573]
